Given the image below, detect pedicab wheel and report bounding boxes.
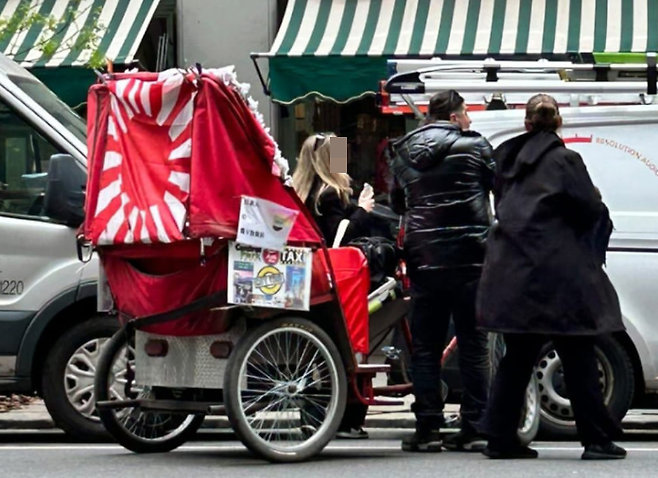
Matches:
[94,327,205,453]
[224,317,347,463]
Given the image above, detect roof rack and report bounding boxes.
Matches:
[381,55,658,119]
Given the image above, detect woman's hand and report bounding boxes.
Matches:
[358,184,375,213]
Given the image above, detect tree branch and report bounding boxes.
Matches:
[4,2,101,64]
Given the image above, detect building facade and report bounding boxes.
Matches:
[176,0,279,136]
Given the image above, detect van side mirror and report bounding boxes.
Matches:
[43,154,86,227]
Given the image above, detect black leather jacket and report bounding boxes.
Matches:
[389,122,495,273]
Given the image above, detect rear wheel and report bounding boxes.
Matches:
[94,327,205,453]
[224,317,347,463]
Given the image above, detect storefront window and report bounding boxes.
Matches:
[279,95,405,198]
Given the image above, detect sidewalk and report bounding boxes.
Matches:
[2,397,658,432]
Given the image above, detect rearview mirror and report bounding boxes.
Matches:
[43,154,86,227]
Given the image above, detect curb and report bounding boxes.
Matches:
[0,412,420,431]
[2,407,658,432]
[4,414,658,432]
[0,415,417,431]
[0,416,57,430]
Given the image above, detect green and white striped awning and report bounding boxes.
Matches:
[0,0,160,68]
[264,0,658,104]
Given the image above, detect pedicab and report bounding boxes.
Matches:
[84,65,540,463]
[84,65,401,463]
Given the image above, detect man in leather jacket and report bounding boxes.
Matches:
[389,90,495,452]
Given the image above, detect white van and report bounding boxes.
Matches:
[0,53,113,438]
[384,58,658,437]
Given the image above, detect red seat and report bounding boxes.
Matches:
[324,247,370,355]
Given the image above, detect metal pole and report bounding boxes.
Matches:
[250,53,271,96]
[401,93,425,121]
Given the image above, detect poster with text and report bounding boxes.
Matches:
[236,196,299,250]
[227,241,313,311]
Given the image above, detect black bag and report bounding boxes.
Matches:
[347,236,399,290]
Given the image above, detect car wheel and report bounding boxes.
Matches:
[536,334,634,438]
[41,316,120,439]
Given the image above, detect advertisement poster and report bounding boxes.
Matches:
[236,196,299,251]
[227,241,313,311]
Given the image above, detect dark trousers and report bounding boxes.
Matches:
[339,373,368,430]
[409,269,490,433]
[340,401,368,430]
[483,334,624,447]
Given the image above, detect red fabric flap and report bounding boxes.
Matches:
[187,75,320,245]
[84,71,197,245]
[102,250,228,336]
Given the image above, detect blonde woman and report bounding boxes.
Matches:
[293,132,374,248]
[293,132,374,439]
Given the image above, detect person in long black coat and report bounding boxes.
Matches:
[476,94,626,460]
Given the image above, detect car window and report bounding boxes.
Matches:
[0,53,86,146]
[0,102,62,219]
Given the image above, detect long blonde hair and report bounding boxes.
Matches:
[292,132,352,214]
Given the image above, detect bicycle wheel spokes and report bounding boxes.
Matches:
[237,327,339,451]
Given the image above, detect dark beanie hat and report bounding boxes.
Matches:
[428,90,465,121]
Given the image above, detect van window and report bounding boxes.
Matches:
[11,76,86,144]
[0,53,86,145]
[0,102,62,218]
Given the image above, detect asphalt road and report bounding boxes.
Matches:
[1,430,657,478]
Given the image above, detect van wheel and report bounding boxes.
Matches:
[41,316,120,439]
[536,335,634,438]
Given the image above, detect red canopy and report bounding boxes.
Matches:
[80,68,367,341]
[84,68,322,249]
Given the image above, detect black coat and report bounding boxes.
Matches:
[389,122,495,273]
[305,180,370,247]
[476,131,624,336]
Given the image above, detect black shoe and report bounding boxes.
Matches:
[401,430,443,452]
[482,443,538,459]
[336,427,369,439]
[582,442,627,460]
[443,429,487,452]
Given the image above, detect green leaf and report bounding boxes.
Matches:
[1,0,107,70]
[86,48,105,68]
[40,39,58,59]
